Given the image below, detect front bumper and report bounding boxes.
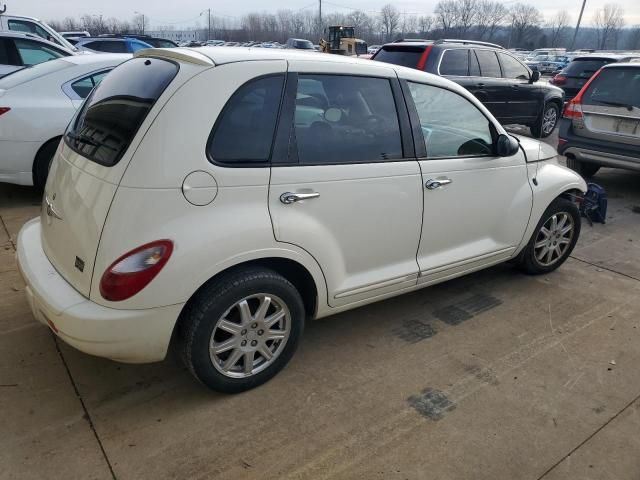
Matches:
[16,218,184,363]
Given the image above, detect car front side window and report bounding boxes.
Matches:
[293,74,403,164]
[408,81,495,158]
[498,52,530,80]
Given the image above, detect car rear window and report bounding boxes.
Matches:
[564,58,615,77]
[65,57,178,167]
[373,45,425,68]
[583,67,640,108]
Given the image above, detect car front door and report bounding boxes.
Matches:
[268,62,423,307]
[497,51,542,123]
[402,78,532,283]
[466,49,509,121]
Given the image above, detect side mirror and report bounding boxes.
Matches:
[529,70,540,83]
[496,133,520,157]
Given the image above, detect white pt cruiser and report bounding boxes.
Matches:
[17,48,587,392]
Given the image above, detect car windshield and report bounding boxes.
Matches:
[564,58,615,76]
[0,58,71,89]
[294,40,314,49]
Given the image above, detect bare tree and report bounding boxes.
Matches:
[627,26,640,50]
[508,3,543,47]
[456,0,479,38]
[475,1,508,40]
[434,0,460,35]
[380,4,400,41]
[547,10,571,47]
[593,4,625,49]
[418,15,433,36]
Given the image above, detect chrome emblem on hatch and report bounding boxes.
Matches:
[44,194,63,222]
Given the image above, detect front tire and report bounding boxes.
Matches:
[178,267,305,393]
[566,156,600,178]
[530,103,560,138]
[518,198,580,275]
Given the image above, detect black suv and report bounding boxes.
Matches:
[372,39,564,137]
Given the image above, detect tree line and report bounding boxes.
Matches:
[48,1,639,50]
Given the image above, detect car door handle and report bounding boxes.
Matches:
[476,82,485,87]
[280,192,320,204]
[425,178,452,190]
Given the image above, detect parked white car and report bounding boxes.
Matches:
[0,53,130,188]
[0,13,78,51]
[17,48,586,393]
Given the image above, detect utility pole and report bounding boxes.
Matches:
[134,11,145,35]
[208,8,211,42]
[570,0,587,50]
[319,0,322,35]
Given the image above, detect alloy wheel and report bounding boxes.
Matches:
[542,106,558,135]
[209,293,291,378]
[533,212,575,267]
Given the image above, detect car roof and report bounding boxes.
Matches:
[602,61,640,69]
[572,53,640,61]
[0,31,72,50]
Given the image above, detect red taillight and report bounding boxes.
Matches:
[100,240,173,301]
[551,74,566,85]
[416,44,434,70]
[563,67,604,120]
[0,107,10,116]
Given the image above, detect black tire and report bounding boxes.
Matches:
[566,156,600,178]
[530,102,560,138]
[518,198,581,275]
[177,267,305,393]
[33,138,60,191]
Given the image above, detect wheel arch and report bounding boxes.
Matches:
[32,135,62,184]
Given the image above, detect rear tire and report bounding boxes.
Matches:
[518,198,580,275]
[566,156,600,178]
[33,138,60,191]
[530,102,560,138]
[177,267,305,393]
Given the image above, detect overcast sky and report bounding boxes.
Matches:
[12,0,640,28]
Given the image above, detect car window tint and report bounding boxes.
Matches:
[498,53,530,80]
[475,49,501,78]
[0,39,11,64]
[130,41,151,52]
[564,59,615,77]
[469,50,481,76]
[294,75,403,164]
[70,70,110,98]
[439,49,469,76]
[408,82,494,158]
[85,41,127,53]
[583,67,640,108]
[209,75,284,163]
[373,45,424,68]
[66,58,178,166]
[14,39,64,65]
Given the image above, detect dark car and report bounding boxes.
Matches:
[372,39,564,137]
[97,34,178,49]
[75,36,153,54]
[550,54,640,101]
[285,38,315,50]
[558,62,640,177]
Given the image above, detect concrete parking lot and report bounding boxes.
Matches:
[2,131,640,479]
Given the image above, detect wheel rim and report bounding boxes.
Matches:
[533,212,575,267]
[209,293,291,379]
[542,106,558,135]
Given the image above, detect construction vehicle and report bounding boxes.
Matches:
[319,26,367,56]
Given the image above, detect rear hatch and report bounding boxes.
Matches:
[575,66,640,148]
[372,44,427,69]
[41,56,180,297]
[560,58,617,99]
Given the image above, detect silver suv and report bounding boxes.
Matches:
[559,62,640,177]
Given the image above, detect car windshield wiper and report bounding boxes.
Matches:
[66,132,116,150]
[593,99,634,111]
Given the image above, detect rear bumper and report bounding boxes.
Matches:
[558,120,640,172]
[17,218,184,363]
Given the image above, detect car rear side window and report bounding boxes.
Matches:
[475,49,501,78]
[439,49,469,76]
[84,41,127,53]
[65,57,178,167]
[208,75,285,164]
[583,68,640,108]
[373,46,424,68]
[293,75,403,164]
[408,82,494,158]
[14,39,65,65]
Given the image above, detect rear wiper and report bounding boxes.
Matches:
[67,131,100,147]
[594,100,634,111]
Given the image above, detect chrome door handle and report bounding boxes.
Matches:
[425,178,452,190]
[280,192,320,204]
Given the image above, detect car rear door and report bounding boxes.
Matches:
[268,61,423,307]
[467,49,509,121]
[575,66,640,150]
[401,77,532,282]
